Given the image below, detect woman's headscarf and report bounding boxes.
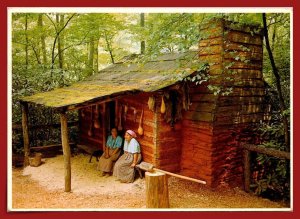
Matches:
[126,130,137,138]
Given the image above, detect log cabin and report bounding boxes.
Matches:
[19,18,270,191]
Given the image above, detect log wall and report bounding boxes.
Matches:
[180,19,267,188]
[180,83,215,186]
[119,93,157,165]
[79,105,105,149]
[154,95,183,173]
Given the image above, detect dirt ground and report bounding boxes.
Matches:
[11,153,289,210]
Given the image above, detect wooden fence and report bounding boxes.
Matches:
[241,143,290,192]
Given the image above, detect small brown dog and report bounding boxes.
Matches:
[89,150,103,163]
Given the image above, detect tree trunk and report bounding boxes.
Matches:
[21,102,30,167]
[88,36,94,74]
[56,14,64,69]
[60,111,71,192]
[271,16,277,51]
[104,31,115,64]
[49,13,75,72]
[145,171,169,208]
[94,37,99,73]
[25,14,29,69]
[140,13,145,54]
[262,13,289,150]
[38,14,47,65]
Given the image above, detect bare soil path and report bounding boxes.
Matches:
[11,154,288,210]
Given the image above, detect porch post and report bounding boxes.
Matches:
[21,102,30,167]
[60,110,71,192]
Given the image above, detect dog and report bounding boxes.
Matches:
[89,150,103,163]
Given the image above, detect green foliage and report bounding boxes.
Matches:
[250,121,290,201]
[11,14,291,203]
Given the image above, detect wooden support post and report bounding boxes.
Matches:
[145,171,169,208]
[21,102,30,167]
[102,102,107,151]
[60,111,71,192]
[243,149,251,193]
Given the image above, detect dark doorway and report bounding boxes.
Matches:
[107,101,115,131]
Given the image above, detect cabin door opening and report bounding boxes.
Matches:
[107,101,115,133]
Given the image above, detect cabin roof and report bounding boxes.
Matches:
[20,51,200,109]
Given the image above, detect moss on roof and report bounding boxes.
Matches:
[20,51,199,109]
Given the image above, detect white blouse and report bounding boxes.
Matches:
[123,138,141,154]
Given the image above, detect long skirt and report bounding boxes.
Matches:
[97,148,121,173]
[113,153,142,183]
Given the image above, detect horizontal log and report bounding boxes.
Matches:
[140,144,154,155]
[241,143,290,159]
[138,138,155,147]
[224,21,263,36]
[182,133,213,144]
[224,59,262,70]
[157,131,182,140]
[223,51,263,62]
[208,64,223,75]
[216,105,266,115]
[141,152,154,164]
[182,127,213,137]
[225,43,262,55]
[157,142,181,150]
[12,121,78,131]
[199,54,222,64]
[228,87,266,97]
[188,102,216,112]
[182,119,213,130]
[226,69,263,79]
[200,25,223,38]
[157,140,181,149]
[199,37,223,47]
[199,45,222,55]
[156,156,181,166]
[183,111,214,122]
[214,113,266,125]
[156,148,181,159]
[222,79,265,88]
[123,120,154,133]
[30,143,75,151]
[218,96,265,106]
[190,95,217,103]
[121,113,154,124]
[226,31,262,45]
[157,163,180,173]
[138,135,155,145]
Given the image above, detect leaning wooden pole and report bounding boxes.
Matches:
[60,110,71,192]
[21,102,30,167]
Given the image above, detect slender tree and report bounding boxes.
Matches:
[25,14,29,69]
[262,13,289,149]
[38,14,47,65]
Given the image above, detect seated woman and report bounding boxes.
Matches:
[97,127,123,176]
[113,130,142,183]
